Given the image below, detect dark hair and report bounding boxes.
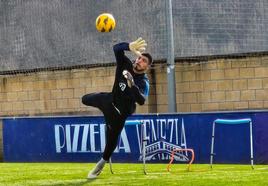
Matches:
[141,53,153,65]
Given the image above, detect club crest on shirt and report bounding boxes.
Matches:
[119,82,126,91]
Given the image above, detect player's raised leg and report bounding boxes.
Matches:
[82,92,107,110]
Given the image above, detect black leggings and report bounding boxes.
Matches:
[82,92,126,161]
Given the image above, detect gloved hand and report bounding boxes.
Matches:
[129,37,147,56]
[123,70,134,87]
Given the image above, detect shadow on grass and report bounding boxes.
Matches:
[41,179,97,186]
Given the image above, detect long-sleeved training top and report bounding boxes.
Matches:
[112,42,149,117]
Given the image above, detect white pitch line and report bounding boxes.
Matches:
[253,167,268,170]
[146,172,170,175]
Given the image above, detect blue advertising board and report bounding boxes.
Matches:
[3,112,268,164]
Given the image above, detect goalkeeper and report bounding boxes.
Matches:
[82,38,153,179]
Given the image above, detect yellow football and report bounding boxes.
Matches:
[95,13,116,32]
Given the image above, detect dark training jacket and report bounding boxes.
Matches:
[112,42,149,117]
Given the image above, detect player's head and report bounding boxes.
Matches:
[133,53,153,74]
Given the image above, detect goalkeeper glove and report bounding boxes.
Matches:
[123,70,134,87]
[129,37,147,56]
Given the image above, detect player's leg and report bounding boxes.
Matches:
[83,92,111,179]
[88,114,126,179]
[82,92,108,110]
[87,158,107,179]
[102,119,125,161]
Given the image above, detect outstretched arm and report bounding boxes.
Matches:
[113,42,131,67]
[113,38,147,67]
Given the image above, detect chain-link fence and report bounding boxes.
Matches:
[173,0,268,57]
[0,0,267,72]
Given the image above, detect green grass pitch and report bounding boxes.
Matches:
[0,163,267,186]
